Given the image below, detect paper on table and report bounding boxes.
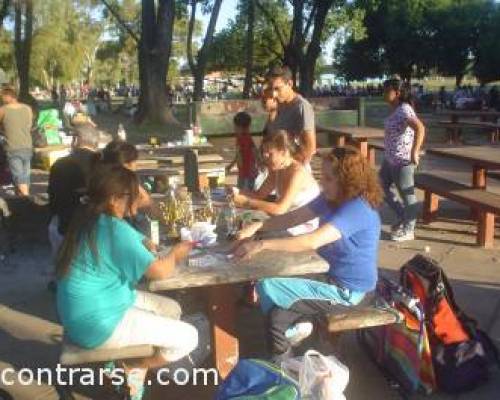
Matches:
[188,253,231,268]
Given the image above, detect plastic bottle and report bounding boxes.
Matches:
[117,123,127,141]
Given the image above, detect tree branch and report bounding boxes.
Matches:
[255,0,287,50]
[303,2,317,40]
[0,0,10,28]
[187,0,197,76]
[99,0,139,44]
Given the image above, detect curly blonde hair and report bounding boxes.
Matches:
[325,146,383,209]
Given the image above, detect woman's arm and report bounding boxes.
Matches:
[408,116,426,165]
[144,241,192,280]
[236,202,318,240]
[235,168,304,215]
[233,223,341,260]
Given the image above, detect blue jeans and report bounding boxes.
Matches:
[7,148,32,186]
[256,277,367,354]
[379,160,418,230]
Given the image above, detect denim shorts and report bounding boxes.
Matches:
[7,148,32,185]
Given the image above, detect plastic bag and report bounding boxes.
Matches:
[282,350,349,400]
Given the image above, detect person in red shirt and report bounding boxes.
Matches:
[226,111,260,190]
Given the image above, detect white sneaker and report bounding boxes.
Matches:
[390,228,415,242]
[285,321,314,347]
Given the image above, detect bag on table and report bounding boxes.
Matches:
[215,359,299,400]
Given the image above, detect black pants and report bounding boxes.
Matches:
[267,294,374,355]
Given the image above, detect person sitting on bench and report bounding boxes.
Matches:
[233,146,382,362]
[56,165,198,400]
[229,130,320,236]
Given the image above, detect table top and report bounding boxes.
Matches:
[426,145,500,169]
[318,125,385,140]
[147,246,328,291]
[137,143,213,152]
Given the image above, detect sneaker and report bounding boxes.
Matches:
[285,321,314,347]
[390,228,415,242]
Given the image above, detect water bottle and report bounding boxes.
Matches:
[117,123,127,141]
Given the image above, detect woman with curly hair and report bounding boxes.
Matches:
[233,146,383,361]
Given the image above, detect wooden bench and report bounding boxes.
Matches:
[415,173,500,248]
[326,306,403,333]
[60,340,155,366]
[146,153,224,165]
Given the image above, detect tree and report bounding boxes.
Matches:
[334,37,383,82]
[243,0,254,98]
[255,0,363,96]
[429,0,484,87]
[14,0,33,101]
[0,0,10,29]
[186,0,224,101]
[473,2,500,84]
[136,0,176,123]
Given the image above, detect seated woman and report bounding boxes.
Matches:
[230,130,320,236]
[101,140,152,210]
[56,165,197,400]
[233,146,382,361]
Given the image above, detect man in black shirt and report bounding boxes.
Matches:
[48,123,101,245]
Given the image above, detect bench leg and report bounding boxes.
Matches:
[333,135,345,148]
[423,191,439,224]
[368,147,376,167]
[477,212,495,249]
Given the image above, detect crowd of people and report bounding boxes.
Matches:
[0,65,427,399]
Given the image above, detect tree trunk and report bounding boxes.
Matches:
[0,0,10,29]
[298,0,333,96]
[189,0,223,101]
[456,74,464,88]
[243,0,255,99]
[136,0,178,125]
[14,0,33,102]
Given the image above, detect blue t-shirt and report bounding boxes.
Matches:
[57,214,155,348]
[308,195,380,292]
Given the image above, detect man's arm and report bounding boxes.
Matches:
[297,130,316,164]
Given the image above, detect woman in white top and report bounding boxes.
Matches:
[231,130,320,235]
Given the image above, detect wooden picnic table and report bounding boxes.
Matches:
[438,110,500,122]
[438,120,500,143]
[426,145,500,189]
[147,246,329,378]
[317,125,385,165]
[137,143,214,192]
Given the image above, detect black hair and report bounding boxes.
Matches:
[233,111,252,128]
[56,165,140,278]
[383,78,415,107]
[265,65,293,83]
[102,140,139,166]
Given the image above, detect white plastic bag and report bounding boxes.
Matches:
[282,350,349,400]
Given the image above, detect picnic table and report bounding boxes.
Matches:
[426,145,500,189]
[438,110,500,122]
[437,110,500,143]
[137,142,214,192]
[147,245,329,378]
[438,120,500,144]
[317,125,385,164]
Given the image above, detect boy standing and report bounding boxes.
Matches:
[226,112,259,190]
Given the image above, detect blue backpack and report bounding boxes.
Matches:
[215,359,300,400]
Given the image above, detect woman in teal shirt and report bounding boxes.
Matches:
[56,165,197,400]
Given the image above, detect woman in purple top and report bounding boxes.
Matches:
[381,78,426,242]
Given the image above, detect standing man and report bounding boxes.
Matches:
[0,86,33,196]
[266,65,316,166]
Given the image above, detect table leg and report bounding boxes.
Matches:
[332,135,345,148]
[184,149,200,193]
[356,138,369,159]
[368,147,376,167]
[472,165,486,189]
[207,285,239,379]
